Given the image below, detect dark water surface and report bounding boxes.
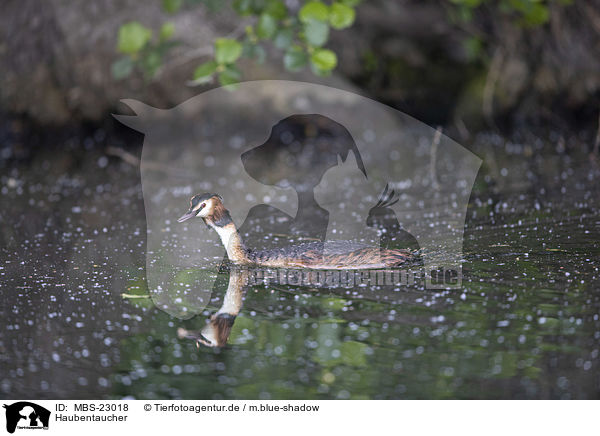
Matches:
[1,131,599,399]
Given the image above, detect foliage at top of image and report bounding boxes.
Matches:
[112,0,357,87]
[111,0,567,87]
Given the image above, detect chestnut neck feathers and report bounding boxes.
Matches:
[203,200,233,228]
[203,198,250,264]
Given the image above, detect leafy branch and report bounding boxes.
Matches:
[112,0,359,87]
[111,0,567,87]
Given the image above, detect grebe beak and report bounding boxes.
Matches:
[196,334,216,348]
[177,328,216,347]
[177,208,197,223]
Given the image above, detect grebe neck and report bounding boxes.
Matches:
[205,212,252,264]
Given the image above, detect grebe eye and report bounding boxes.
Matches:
[200,203,206,209]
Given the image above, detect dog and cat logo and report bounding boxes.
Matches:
[114,81,481,320]
[3,402,50,433]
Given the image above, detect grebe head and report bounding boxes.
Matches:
[177,193,228,225]
[178,193,249,263]
[176,314,235,348]
[198,313,236,347]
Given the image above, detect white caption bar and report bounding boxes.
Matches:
[1,400,597,436]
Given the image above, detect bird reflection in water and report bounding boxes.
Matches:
[178,267,248,348]
[177,265,419,348]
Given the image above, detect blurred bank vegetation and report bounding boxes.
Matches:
[114,0,570,84]
[0,0,598,132]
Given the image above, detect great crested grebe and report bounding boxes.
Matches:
[177,193,412,269]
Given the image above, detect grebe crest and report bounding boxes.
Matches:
[177,193,231,225]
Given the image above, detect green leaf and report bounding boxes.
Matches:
[303,19,329,47]
[283,46,307,72]
[311,48,337,70]
[233,0,254,15]
[193,60,218,83]
[310,48,337,75]
[299,1,329,23]
[265,0,287,19]
[274,28,293,49]
[329,3,355,29]
[159,22,175,41]
[111,57,134,80]
[218,65,242,89]
[117,22,152,55]
[243,41,266,63]
[121,293,150,299]
[522,3,550,26]
[215,38,243,65]
[162,0,183,13]
[141,51,161,77]
[257,13,278,39]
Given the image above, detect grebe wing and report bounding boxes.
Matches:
[287,240,372,254]
[252,240,371,258]
[319,240,372,254]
